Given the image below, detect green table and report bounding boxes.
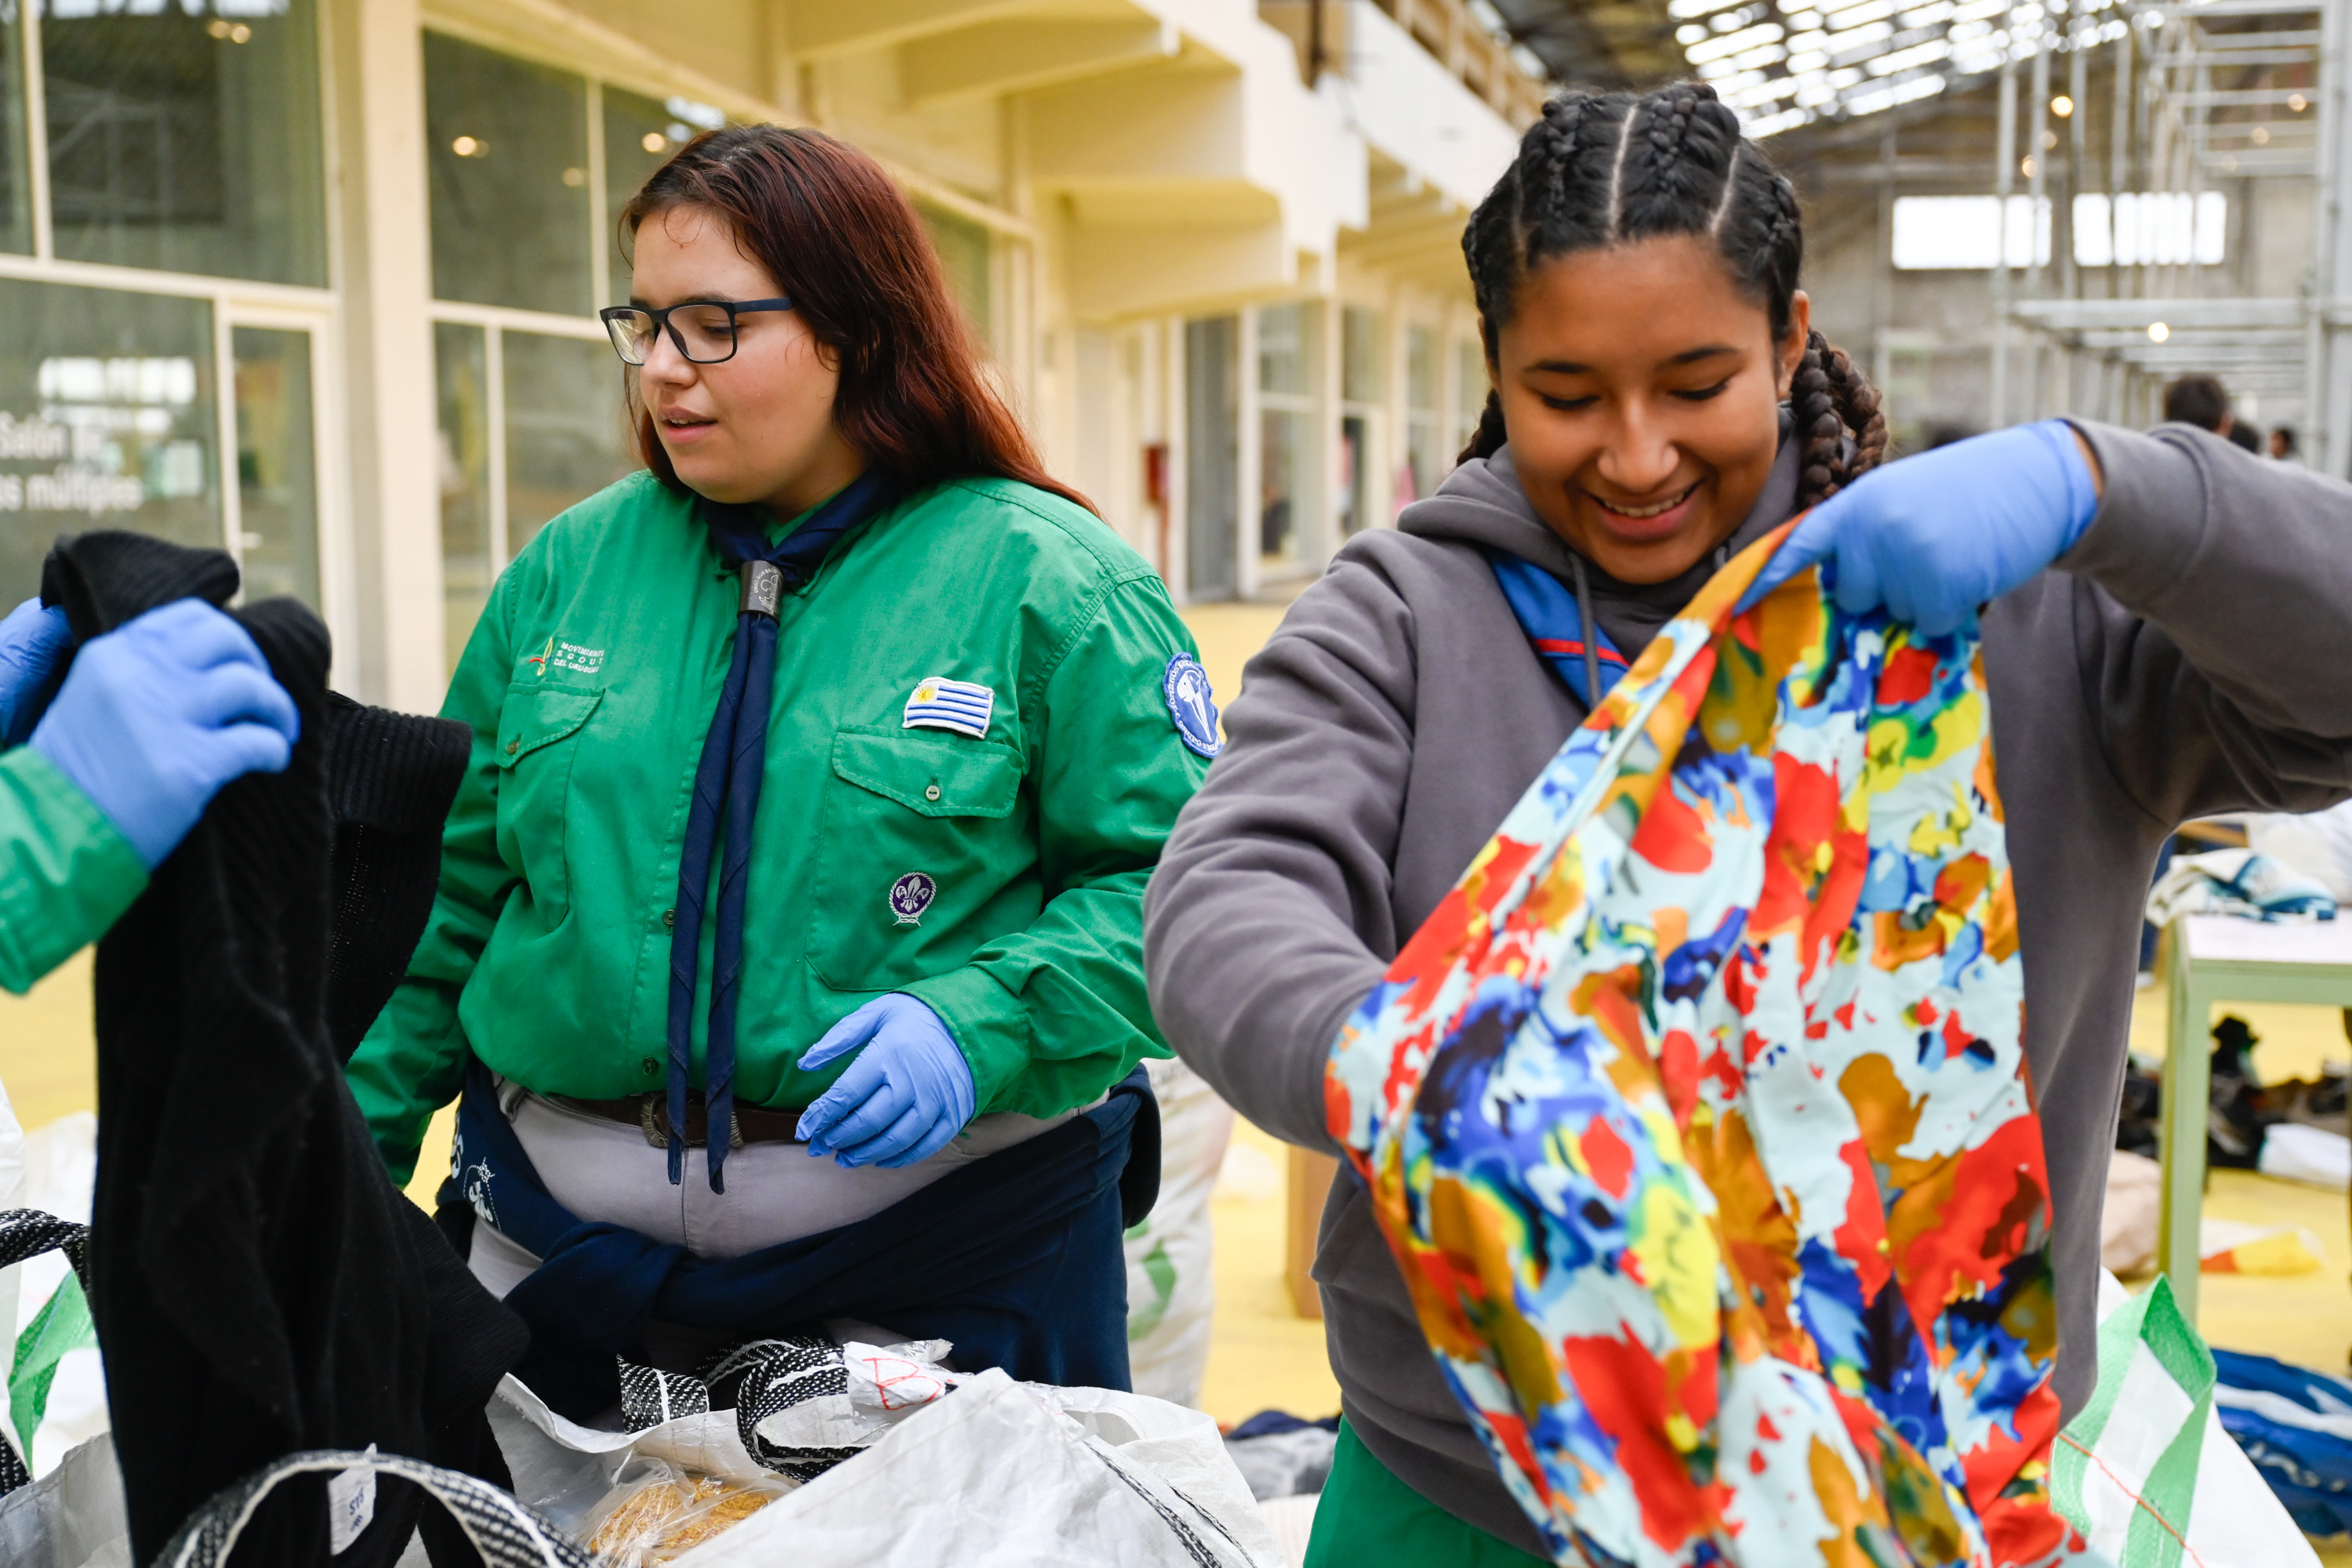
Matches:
[2158,913,2352,1322]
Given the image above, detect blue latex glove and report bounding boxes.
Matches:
[30,599,301,869]
[1740,419,2102,635]
[796,994,977,1169]
[0,597,71,747]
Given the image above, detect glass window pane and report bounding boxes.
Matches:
[601,85,681,307]
[46,0,326,285]
[1259,407,1311,565]
[1406,416,1443,505]
[1183,315,1237,600]
[435,321,489,677]
[1457,339,1486,430]
[1406,325,1435,413]
[1341,307,1381,405]
[503,331,632,557]
[424,32,590,317]
[1337,412,1367,539]
[920,205,993,354]
[231,325,318,612]
[0,280,216,604]
[0,9,30,256]
[1257,303,1312,397]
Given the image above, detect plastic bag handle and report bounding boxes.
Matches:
[154,1448,592,1568]
[0,1207,89,1291]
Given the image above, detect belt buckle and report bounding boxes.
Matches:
[637,1097,742,1150]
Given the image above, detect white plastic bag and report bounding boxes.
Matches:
[0,1432,130,1568]
[669,1368,1282,1567]
[487,1372,781,1541]
[746,1338,958,1457]
[2053,1271,2319,1566]
[1123,1058,1235,1406]
[5,1115,104,1480]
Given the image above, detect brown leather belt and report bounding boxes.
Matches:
[558,1091,808,1150]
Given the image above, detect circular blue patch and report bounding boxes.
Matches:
[1163,653,1221,760]
[889,872,936,926]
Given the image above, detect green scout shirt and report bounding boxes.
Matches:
[0,746,147,995]
[348,471,1212,1184]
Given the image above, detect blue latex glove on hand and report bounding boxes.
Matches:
[30,599,301,869]
[796,995,977,1169]
[0,597,71,746]
[1740,419,2102,635]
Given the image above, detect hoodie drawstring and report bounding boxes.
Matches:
[1568,554,1602,712]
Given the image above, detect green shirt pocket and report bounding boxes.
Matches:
[808,726,1025,991]
[493,684,603,928]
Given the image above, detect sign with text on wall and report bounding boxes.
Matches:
[0,281,220,605]
[0,358,208,517]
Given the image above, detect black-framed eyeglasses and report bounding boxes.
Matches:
[598,298,795,365]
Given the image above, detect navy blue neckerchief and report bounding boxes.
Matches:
[669,470,896,1192]
[1488,553,1631,708]
[446,1059,1158,1421]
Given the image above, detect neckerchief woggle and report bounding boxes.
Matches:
[667,470,896,1192]
[1330,525,2078,1566]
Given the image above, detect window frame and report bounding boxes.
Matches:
[0,0,350,653]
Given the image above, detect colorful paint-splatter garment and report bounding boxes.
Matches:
[1325,526,2082,1567]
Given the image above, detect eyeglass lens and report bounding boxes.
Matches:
[605,305,739,365]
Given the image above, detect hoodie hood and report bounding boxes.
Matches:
[1398,408,1802,662]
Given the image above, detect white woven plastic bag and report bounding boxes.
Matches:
[2053,1272,2319,1567]
[670,1368,1283,1567]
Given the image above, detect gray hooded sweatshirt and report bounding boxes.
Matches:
[1143,419,2352,1555]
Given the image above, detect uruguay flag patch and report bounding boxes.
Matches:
[902,677,994,739]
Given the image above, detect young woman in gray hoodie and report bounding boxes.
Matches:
[1145,83,2352,1566]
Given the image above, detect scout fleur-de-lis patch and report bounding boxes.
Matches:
[902,676,994,739]
[889,872,936,927]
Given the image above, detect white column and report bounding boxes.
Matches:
[326,0,444,710]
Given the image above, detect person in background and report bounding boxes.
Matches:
[2228,419,2263,455]
[1147,82,2352,1566]
[2164,372,2234,436]
[0,596,299,994]
[347,125,1209,1413]
[2272,424,2300,462]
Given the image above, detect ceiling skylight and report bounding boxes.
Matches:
[1677,0,2135,136]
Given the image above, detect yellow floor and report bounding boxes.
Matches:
[1196,1118,1343,1425]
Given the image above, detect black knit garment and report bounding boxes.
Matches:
[40,532,528,1566]
[320,692,474,1063]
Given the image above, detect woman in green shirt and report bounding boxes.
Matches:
[347,125,1212,1417]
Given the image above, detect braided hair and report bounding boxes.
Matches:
[1459,84,1888,507]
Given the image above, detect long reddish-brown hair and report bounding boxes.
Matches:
[619,125,1091,513]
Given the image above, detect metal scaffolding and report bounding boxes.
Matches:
[2002,0,2352,471]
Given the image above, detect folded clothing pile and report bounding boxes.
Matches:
[2148,848,2339,925]
[2211,1347,2352,1537]
[1220,1410,1337,1503]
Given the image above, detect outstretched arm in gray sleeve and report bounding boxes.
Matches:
[2061,422,2352,823]
[1143,559,1418,1152]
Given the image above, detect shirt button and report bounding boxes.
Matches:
[662,909,676,929]
[924,784,942,802]
[641,1057,659,1075]
[505,739,518,754]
